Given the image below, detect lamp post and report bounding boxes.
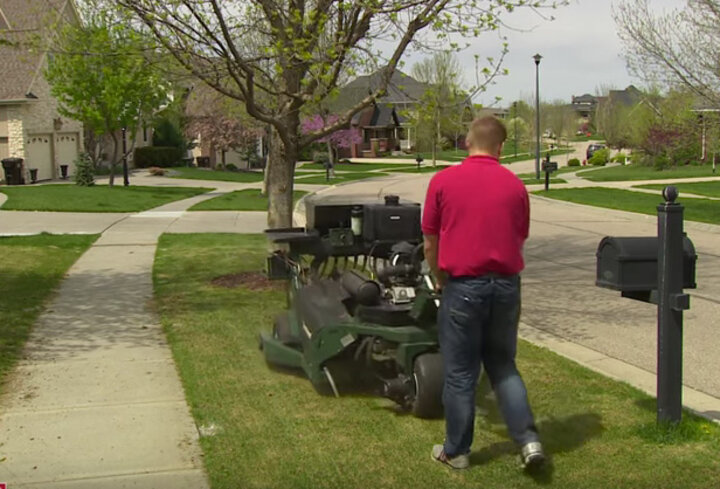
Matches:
[533,53,542,179]
[513,101,518,158]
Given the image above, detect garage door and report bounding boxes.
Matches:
[26,134,54,181]
[0,137,8,161]
[56,133,79,177]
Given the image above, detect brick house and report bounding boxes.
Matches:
[0,0,84,182]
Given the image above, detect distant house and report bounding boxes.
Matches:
[329,70,429,158]
[571,93,599,120]
[0,0,84,181]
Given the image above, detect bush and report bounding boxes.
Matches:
[611,153,628,164]
[74,153,95,186]
[589,148,610,166]
[567,158,581,167]
[148,166,166,176]
[134,146,183,168]
[225,163,238,171]
[312,151,330,165]
[152,117,186,149]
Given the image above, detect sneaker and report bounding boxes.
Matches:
[520,441,546,470]
[431,444,470,469]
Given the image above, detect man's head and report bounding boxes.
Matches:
[465,116,507,157]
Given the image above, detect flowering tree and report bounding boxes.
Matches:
[301,114,362,166]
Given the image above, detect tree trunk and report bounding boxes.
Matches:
[266,127,297,229]
[327,142,335,176]
[109,131,120,187]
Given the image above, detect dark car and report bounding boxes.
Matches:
[587,143,606,160]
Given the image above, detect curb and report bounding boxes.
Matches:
[519,321,720,424]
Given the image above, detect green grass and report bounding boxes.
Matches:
[521,178,567,185]
[535,187,720,225]
[637,181,720,198]
[577,164,718,182]
[299,162,410,172]
[390,165,451,174]
[0,234,98,391]
[189,189,308,211]
[169,167,265,183]
[296,172,390,185]
[0,184,211,212]
[154,233,720,489]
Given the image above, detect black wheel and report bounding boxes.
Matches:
[411,353,444,419]
[273,314,300,346]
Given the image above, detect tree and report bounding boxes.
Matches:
[544,101,576,146]
[410,52,471,165]
[301,114,362,167]
[614,0,720,106]
[116,0,563,228]
[45,14,167,186]
[185,85,262,169]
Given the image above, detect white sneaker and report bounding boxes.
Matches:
[431,444,470,469]
[520,441,546,469]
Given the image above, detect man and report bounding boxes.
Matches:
[422,116,544,470]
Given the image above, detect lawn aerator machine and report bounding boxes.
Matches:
[260,194,444,418]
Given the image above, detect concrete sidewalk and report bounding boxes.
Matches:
[0,193,230,488]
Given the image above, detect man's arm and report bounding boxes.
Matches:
[423,234,446,289]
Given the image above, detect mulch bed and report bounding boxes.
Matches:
[210,271,282,291]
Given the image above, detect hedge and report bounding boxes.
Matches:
[134,146,183,168]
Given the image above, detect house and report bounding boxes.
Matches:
[0,0,84,181]
[329,70,429,157]
[571,93,599,120]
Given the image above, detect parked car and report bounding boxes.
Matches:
[587,143,606,160]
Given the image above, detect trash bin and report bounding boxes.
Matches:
[196,156,210,168]
[1,157,25,185]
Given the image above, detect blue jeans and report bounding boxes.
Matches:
[439,275,539,456]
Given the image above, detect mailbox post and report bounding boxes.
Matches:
[656,186,688,423]
[541,153,558,192]
[416,155,424,171]
[596,185,695,424]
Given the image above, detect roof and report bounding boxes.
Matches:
[572,93,597,105]
[328,69,429,113]
[608,85,643,107]
[0,0,76,101]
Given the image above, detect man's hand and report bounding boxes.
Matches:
[424,234,445,291]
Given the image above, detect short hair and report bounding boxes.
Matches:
[466,116,507,152]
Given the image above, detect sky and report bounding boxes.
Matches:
[417,0,686,107]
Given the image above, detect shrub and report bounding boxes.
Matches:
[152,117,186,149]
[611,153,628,164]
[338,158,352,165]
[312,151,330,165]
[567,158,581,167]
[148,166,166,176]
[134,146,183,168]
[225,163,238,171]
[74,153,95,186]
[589,148,610,166]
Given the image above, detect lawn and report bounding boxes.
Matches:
[296,172,390,185]
[154,233,720,489]
[521,178,567,185]
[577,164,718,182]
[637,181,720,199]
[535,187,720,225]
[0,184,211,212]
[169,167,265,183]
[299,162,411,172]
[189,189,308,211]
[0,234,98,391]
[390,164,451,174]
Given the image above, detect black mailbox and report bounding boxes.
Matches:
[596,236,697,292]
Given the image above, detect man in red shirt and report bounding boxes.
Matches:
[423,116,543,470]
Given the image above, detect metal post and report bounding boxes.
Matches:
[544,154,550,192]
[533,54,542,179]
[513,101,518,158]
[656,185,686,424]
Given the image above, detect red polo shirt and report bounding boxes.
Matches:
[421,155,530,277]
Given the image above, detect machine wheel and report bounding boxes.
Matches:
[273,314,300,346]
[411,353,444,419]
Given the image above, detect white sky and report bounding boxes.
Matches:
[406,0,686,107]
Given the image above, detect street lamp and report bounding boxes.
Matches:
[533,53,542,179]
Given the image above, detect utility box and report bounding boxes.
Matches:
[2,157,25,185]
[596,236,697,292]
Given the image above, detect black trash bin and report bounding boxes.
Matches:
[1,157,25,185]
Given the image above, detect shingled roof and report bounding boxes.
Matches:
[0,0,76,102]
[328,69,429,113]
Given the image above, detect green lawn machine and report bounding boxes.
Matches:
[260,194,444,418]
